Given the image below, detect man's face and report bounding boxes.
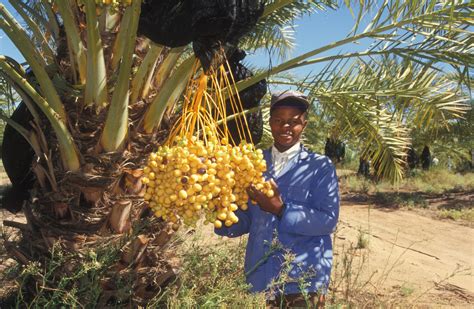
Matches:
[269,106,307,152]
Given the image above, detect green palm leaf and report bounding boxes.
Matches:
[241,0,338,59]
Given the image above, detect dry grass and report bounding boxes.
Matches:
[0,162,10,186]
[340,169,474,195]
[1,167,472,306]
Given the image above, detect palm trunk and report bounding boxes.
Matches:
[1,2,179,305]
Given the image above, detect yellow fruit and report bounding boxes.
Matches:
[217,211,227,221]
[142,132,271,229]
[229,213,239,224]
[193,183,202,192]
[178,190,188,199]
[197,195,207,203]
[190,174,200,183]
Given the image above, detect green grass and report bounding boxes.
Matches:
[356,228,370,249]
[13,243,122,308]
[0,161,10,186]
[438,208,474,222]
[2,227,416,308]
[340,169,474,196]
[404,169,474,194]
[340,176,373,194]
[154,229,409,308]
[150,233,265,308]
[373,192,428,209]
[4,167,472,307]
[399,284,415,297]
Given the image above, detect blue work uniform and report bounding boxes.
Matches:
[215,145,340,296]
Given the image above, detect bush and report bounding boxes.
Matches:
[150,232,265,307]
[13,244,120,307]
[438,208,474,222]
[341,176,373,194]
[405,169,474,194]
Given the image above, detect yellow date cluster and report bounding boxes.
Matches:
[95,0,132,7]
[141,136,273,230]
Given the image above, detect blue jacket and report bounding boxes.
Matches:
[215,145,340,295]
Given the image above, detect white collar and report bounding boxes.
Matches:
[272,142,301,162]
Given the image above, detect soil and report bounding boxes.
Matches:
[336,195,473,307]
[1,180,473,307]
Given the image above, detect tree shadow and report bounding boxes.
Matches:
[342,189,473,213]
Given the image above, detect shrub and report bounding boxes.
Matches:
[150,232,265,308]
[439,209,474,222]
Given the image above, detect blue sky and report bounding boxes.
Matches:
[0,1,362,77]
[246,7,358,74]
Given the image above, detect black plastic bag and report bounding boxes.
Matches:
[191,0,265,70]
[1,101,36,213]
[138,0,266,71]
[138,0,193,47]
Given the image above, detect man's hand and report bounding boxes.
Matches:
[247,179,284,216]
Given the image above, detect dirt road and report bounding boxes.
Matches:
[336,201,474,306]
[1,191,473,306]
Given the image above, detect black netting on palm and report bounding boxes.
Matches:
[138,0,266,71]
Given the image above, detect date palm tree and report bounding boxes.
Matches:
[0,74,18,145]
[0,0,471,305]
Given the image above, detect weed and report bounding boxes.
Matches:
[356,228,370,249]
[342,176,373,194]
[401,195,428,209]
[342,169,474,196]
[399,284,415,297]
[149,231,265,308]
[373,191,402,207]
[13,241,123,308]
[374,192,428,209]
[406,170,474,194]
[439,208,474,222]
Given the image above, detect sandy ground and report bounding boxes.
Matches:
[336,201,474,306]
[192,192,474,306]
[1,181,473,306]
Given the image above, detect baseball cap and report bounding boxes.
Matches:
[270,90,310,112]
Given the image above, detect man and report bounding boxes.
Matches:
[215,91,340,308]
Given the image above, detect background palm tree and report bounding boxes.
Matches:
[0,74,18,146]
[0,0,471,305]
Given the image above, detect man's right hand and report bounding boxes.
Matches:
[247,179,284,216]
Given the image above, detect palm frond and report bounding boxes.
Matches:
[0,75,20,115]
[273,56,470,182]
[240,24,296,61]
[241,0,338,60]
[318,93,411,183]
[237,0,472,93]
[8,0,55,64]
